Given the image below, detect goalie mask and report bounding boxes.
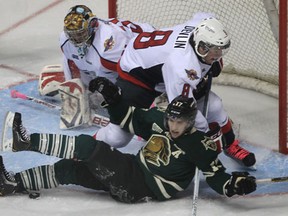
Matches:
[64,5,98,48]
[164,95,197,133]
[192,17,231,59]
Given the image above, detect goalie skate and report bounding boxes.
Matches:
[1,111,15,152]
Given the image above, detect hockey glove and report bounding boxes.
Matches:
[210,60,223,77]
[89,77,121,105]
[193,72,211,100]
[206,122,224,153]
[225,172,256,197]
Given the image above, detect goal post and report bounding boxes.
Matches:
[279,0,288,154]
[108,0,288,154]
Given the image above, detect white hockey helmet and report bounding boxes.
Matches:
[64,5,98,47]
[193,17,231,58]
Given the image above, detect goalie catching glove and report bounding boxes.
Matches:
[224,172,256,197]
[89,77,121,105]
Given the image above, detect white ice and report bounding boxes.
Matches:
[0,1,287,216]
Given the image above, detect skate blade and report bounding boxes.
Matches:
[1,111,15,152]
[247,165,257,171]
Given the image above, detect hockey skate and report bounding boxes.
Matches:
[1,111,15,151]
[0,156,17,196]
[1,111,31,152]
[224,140,256,167]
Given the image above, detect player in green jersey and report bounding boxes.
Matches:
[0,77,256,202]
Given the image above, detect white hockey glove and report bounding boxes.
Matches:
[153,92,169,109]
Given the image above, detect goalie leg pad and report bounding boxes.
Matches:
[59,78,90,129]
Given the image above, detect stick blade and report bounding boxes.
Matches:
[10,90,18,98]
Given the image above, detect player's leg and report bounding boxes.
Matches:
[116,77,159,109]
[54,159,109,191]
[92,77,160,148]
[86,141,156,203]
[0,156,108,197]
[197,91,256,167]
[94,123,134,148]
[10,112,101,161]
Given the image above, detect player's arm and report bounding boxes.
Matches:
[191,132,256,197]
[193,60,223,99]
[88,77,154,139]
[96,26,128,72]
[108,18,155,34]
[162,57,200,102]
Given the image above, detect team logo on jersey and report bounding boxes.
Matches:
[185,69,199,80]
[152,123,163,133]
[104,36,115,52]
[201,136,217,151]
[143,134,171,167]
[72,54,79,60]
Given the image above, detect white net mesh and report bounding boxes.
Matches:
[115,0,279,97]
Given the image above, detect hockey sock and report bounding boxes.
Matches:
[221,120,235,147]
[30,133,98,160]
[30,133,76,159]
[16,165,59,191]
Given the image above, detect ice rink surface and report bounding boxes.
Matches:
[0,1,287,216]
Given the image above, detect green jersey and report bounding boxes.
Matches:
[107,102,231,201]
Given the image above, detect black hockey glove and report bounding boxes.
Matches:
[89,77,121,105]
[225,172,256,197]
[210,60,222,77]
[193,73,211,100]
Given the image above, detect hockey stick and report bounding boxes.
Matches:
[256,176,288,183]
[11,90,61,110]
[192,71,213,216]
[10,90,110,128]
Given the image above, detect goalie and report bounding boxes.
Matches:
[38,5,155,129]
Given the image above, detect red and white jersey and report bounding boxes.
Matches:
[60,18,155,86]
[118,13,217,101]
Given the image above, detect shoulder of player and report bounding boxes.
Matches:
[177,130,210,147]
[59,31,69,46]
[93,24,128,52]
[135,106,165,119]
[186,130,219,153]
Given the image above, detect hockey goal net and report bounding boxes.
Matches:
[108,0,288,154]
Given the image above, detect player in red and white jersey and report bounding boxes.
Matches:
[94,13,255,167]
[60,5,155,86]
[39,5,155,129]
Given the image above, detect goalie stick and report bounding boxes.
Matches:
[10,90,110,128]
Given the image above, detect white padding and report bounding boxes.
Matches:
[38,64,65,98]
[58,78,90,129]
